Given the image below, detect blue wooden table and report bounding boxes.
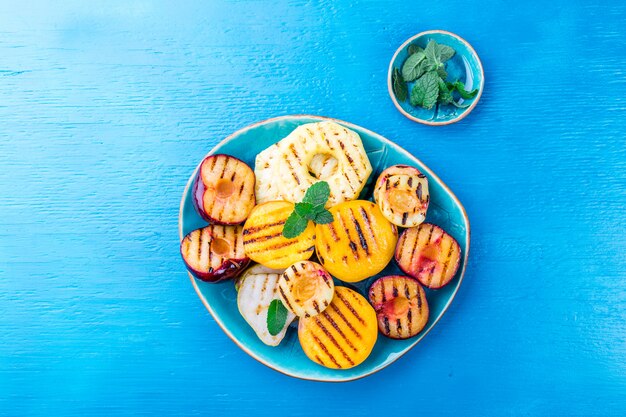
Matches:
[1,1,625,415]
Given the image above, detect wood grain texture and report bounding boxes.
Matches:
[1,0,625,415]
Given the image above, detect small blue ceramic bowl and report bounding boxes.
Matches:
[179,115,470,381]
[388,30,484,125]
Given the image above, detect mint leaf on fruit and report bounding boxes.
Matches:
[267,299,289,336]
[401,51,426,81]
[302,181,330,206]
[313,210,334,224]
[282,211,309,239]
[282,181,334,238]
[392,68,408,102]
[294,202,314,218]
[410,71,440,110]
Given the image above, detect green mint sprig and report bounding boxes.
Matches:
[267,299,289,336]
[282,181,333,239]
[398,39,478,110]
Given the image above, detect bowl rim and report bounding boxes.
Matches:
[178,114,471,382]
[387,29,485,126]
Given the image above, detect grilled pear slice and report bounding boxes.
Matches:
[278,261,334,318]
[298,287,377,369]
[373,165,429,227]
[180,225,250,282]
[395,223,461,289]
[237,264,296,346]
[243,201,316,269]
[368,275,429,339]
[193,154,256,224]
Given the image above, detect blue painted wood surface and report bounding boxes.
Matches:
[1,1,625,415]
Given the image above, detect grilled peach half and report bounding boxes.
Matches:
[395,223,461,289]
[315,200,397,282]
[243,201,316,269]
[180,225,250,282]
[369,275,429,339]
[193,154,256,224]
[373,165,429,227]
[298,287,377,369]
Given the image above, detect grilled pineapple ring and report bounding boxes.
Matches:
[255,121,372,207]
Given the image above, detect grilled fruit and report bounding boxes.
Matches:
[278,261,334,318]
[193,154,256,224]
[254,121,372,206]
[298,287,377,369]
[315,200,397,282]
[395,223,461,289]
[368,275,429,339]
[180,225,250,282]
[373,165,429,227]
[243,201,316,269]
[237,264,296,346]
[254,143,281,205]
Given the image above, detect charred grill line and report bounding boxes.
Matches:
[383,316,391,334]
[322,312,358,352]
[439,240,456,287]
[336,292,365,325]
[291,264,298,274]
[407,177,413,187]
[311,333,342,368]
[392,284,399,298]
[416,182,423,200]
[402,212,408,225]
[330,304,362,339]
[396,318,402,333]
[279,286,295,313]
[313,300,320,314]
[349,209,369,255]
[327,223,340,242]
[243,232,282,245]
[244,221,285,235]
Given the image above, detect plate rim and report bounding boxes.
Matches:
[387,29,485,126]
[178,114,471,382]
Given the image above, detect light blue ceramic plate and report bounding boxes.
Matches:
[178,115,470,381]
[388,30,484,125]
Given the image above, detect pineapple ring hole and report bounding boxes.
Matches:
[215,178,235,198]
[211,237,231,256]
[308,153,339,180]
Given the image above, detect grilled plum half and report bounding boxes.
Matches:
[368,275,429,339]
[193,154,256,225]
[395,223,461,289]
[180,224,250,282]
[373,165,429,227]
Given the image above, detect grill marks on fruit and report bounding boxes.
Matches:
[395,224,462,289]
[349,209,369,255]
[243,202,316,268]
[373,165,429,228]
[369,275,429,339]
[299,287,377,369]
[329,303,362,340]
[199,154,256,224]
[181,225,247,281]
